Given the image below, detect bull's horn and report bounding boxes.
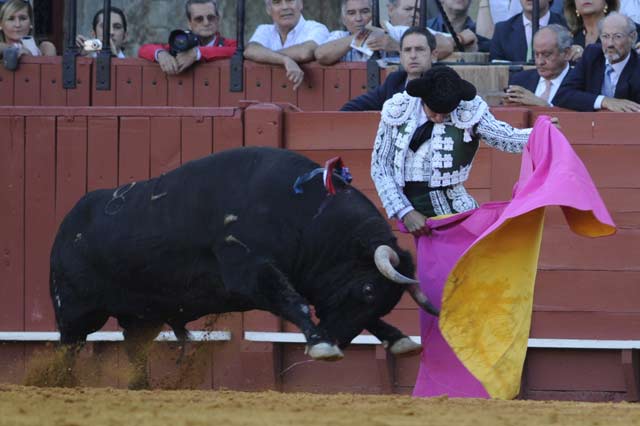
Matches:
[374,245,419,285]
[374,245,440,317]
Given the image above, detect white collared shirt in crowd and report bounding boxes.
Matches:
[534,63,570,106]
[620,0,640,25]
[249,15,329,50]
[324,30,368,62]
[522,11,551,50]
[594,52,632,109]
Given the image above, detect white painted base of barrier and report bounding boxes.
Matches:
[243,331,640,350]
[0,331,231,342]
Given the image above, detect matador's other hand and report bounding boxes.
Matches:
[402,210,429,237]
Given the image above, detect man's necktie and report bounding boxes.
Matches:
[540,79,552,103]
[602,64,616,98]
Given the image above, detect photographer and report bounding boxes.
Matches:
[76,7,128,58]
[138,0,236,75]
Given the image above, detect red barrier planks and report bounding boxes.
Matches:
[168,68,195,106]
[92,63,117,106]
[14,64,41,106]
[87,117,119,191]
[322,68,350,111]
[0,67,15,105]
[270,67,297,105]
[284,111,378,150]
[0,117,25,331]
[181,116,213,163]
[297,66,324,111]
[150,117,181,177]
[213,110,243,152]
[116,64,143,106]
[194,65,221,107]
[245,64,272,102]
[40,64,66,106]
[67,58,92,107]
[119,117,151,184]
[349,68,368,99]
[219,60,245,107]
[244,104,282,148]
[24,117,56,331]
[55,116,88,226]
[573,145,640,188]
[142,65,168,106]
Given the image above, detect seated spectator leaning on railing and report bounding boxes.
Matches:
[340,27,436,111]
[366,0,454,60]
[314,0,372,64]
[76,7,128,58]
[139,0,236,75]
[428,0,491,52]
[490,0,568,62]
[506,24,572,106]
[554,12,640,111]
[244,0,329,90]
[0,0,56,70]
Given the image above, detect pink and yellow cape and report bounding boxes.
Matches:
[409,116,616,399]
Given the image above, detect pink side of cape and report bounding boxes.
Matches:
[410,116,615,398]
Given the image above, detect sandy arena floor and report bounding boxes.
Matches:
[2,384,640,426]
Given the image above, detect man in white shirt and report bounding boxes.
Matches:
[315,0,372,64]
[506,24,572,106]
[244,0,329,90]
[362,0,454,60]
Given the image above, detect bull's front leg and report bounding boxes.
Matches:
[216,248,343,361]
[367,319,422,357]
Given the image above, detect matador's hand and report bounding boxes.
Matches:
[402,210,429,237]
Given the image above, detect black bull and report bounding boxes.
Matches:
[50,147,437,386]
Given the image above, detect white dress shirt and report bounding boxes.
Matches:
[522,11,551,51]
[620,0,640,24]
[490,0,523,25]
[324,30,368,62]
[534,63,570,106]
[594,52,632,109]
[249,15,329,50]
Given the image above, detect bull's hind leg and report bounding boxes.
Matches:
[217,248,343,361]
[120,320,163,390]
[367,319,422,357]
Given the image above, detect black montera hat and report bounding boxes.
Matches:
[406,65,477,114]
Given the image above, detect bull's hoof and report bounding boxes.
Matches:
[305,343,344,361]
[389,337,422,357]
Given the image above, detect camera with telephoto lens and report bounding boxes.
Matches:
[168,30,200,56]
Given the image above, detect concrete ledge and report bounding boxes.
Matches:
[0,331,231,342]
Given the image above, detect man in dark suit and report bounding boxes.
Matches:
[554,13,640,112]
[490,0,567,63]
[340,27,436,111]
[505,24,572,106]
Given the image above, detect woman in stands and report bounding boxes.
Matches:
[0,0,56,70]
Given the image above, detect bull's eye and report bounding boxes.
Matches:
[362,283,375,303]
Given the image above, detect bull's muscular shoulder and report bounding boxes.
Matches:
[381,92,419,126]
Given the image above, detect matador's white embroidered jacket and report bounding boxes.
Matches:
[371,92,532,219]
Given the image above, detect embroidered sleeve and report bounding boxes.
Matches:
[371,119,413,219]
[475,109,532,153]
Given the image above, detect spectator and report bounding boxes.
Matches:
[244,0,329,91]
[564,0,640,59]
[0,0,56,70]
[490,0,568,62]
[340,27,436,111]
[315,0,372,64]
[139,0,236,75]
[428,0,491,52]
[76,7,128,58]
[506,24,572,106]
[358,0,454,60]
[476,0,565,38]
[554,12,640,111]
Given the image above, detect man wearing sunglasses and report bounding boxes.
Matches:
[554,12,640,112]
[244,0,329,90]
[138,0,236,75]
